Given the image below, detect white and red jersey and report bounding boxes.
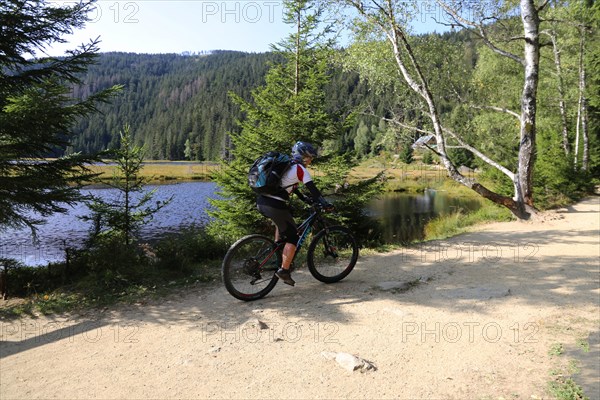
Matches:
[265,162,312,202]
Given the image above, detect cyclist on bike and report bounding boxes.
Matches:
[256,141,333,286]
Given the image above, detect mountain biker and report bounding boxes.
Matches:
[256,141,333,286]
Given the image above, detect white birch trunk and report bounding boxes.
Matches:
[516,0,540,210]
[574,27,585,169]
[579,27,589,171]
[546,30,570,155]
[582,97,589,170]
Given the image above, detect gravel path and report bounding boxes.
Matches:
[1,197,599,399]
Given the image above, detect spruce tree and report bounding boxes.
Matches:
[0,0,121,233]
[209,0,384,242]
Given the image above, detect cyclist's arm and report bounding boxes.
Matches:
[295,164,332,209]
[292,187,310,203]
[304,181,330,207]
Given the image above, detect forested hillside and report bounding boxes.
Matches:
[69,21,598,182]
[70,50,389,160]
[70,51,275,160]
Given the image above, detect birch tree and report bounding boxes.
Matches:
[338,0,545,219]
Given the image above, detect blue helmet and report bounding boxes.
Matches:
[291,141,318,159]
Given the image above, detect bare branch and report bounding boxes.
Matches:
[380,118,445,157]
[382,117,434,136]
[509,35,527,42]
[436,0,524,65]
[371,0,387,15]
[422,143,443,158]
[470,105,521,119]
[537,0,551,12]
[449,83,519,120]
[442,127,515,180]
[381,115,514,179]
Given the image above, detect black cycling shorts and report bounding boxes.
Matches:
[256,195,299,245]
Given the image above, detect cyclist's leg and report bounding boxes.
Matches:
[281,242,297,269]
[257,196,298,285]
[256,196,299,250]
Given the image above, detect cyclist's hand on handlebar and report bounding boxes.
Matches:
[320,201,335,213]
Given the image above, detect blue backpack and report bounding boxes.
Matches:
[248,152,292,195]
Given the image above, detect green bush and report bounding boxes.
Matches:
[153,226,229,273]
[70,231,150,290]
[2,258,77,297]
[534,146,595,210]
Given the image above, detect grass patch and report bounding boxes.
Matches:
[548,377,588,400]
[423,202,514,241]
[88,161,220,183]
[0,262,221,319]
[546,342,589,400]
[0,225,227,318]
[549,343,564,357]
[576,338,590,353]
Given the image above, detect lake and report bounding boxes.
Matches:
[0,182,482,266]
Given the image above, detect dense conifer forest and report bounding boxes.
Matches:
[69,50,389,160]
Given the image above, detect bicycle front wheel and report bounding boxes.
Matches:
[307,226,359,283]
[222,234,281,301]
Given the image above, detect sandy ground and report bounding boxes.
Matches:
[1,196,599,399]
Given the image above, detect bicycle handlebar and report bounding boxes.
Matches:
[308,201,335,213]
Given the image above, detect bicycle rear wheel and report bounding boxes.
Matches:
[222,234,281,301]
[307,225,359,283]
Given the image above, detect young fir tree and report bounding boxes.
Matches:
[209,0,384,243]
[83,124,171,246]
[0,0,121,233]
[398,144,414,164]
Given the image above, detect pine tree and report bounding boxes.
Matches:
[209,0,384,241]
[0,0,121,233]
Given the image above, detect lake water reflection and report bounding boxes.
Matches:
[368,190,482,243]
[0,182,482,266]
[0,182,219,266]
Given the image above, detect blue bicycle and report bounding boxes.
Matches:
[222,202,359,301]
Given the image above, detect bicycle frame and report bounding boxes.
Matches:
[266,205,326,267]
[295,207,321,251]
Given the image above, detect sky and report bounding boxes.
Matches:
[46,0,452,56]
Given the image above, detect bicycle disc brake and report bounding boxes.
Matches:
[243,258,262,284]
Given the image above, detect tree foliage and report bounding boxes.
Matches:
[0,0,121,233]
[209,0,384,243]
[338,0,598,217]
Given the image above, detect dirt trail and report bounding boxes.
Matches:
[1,197,599,399]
